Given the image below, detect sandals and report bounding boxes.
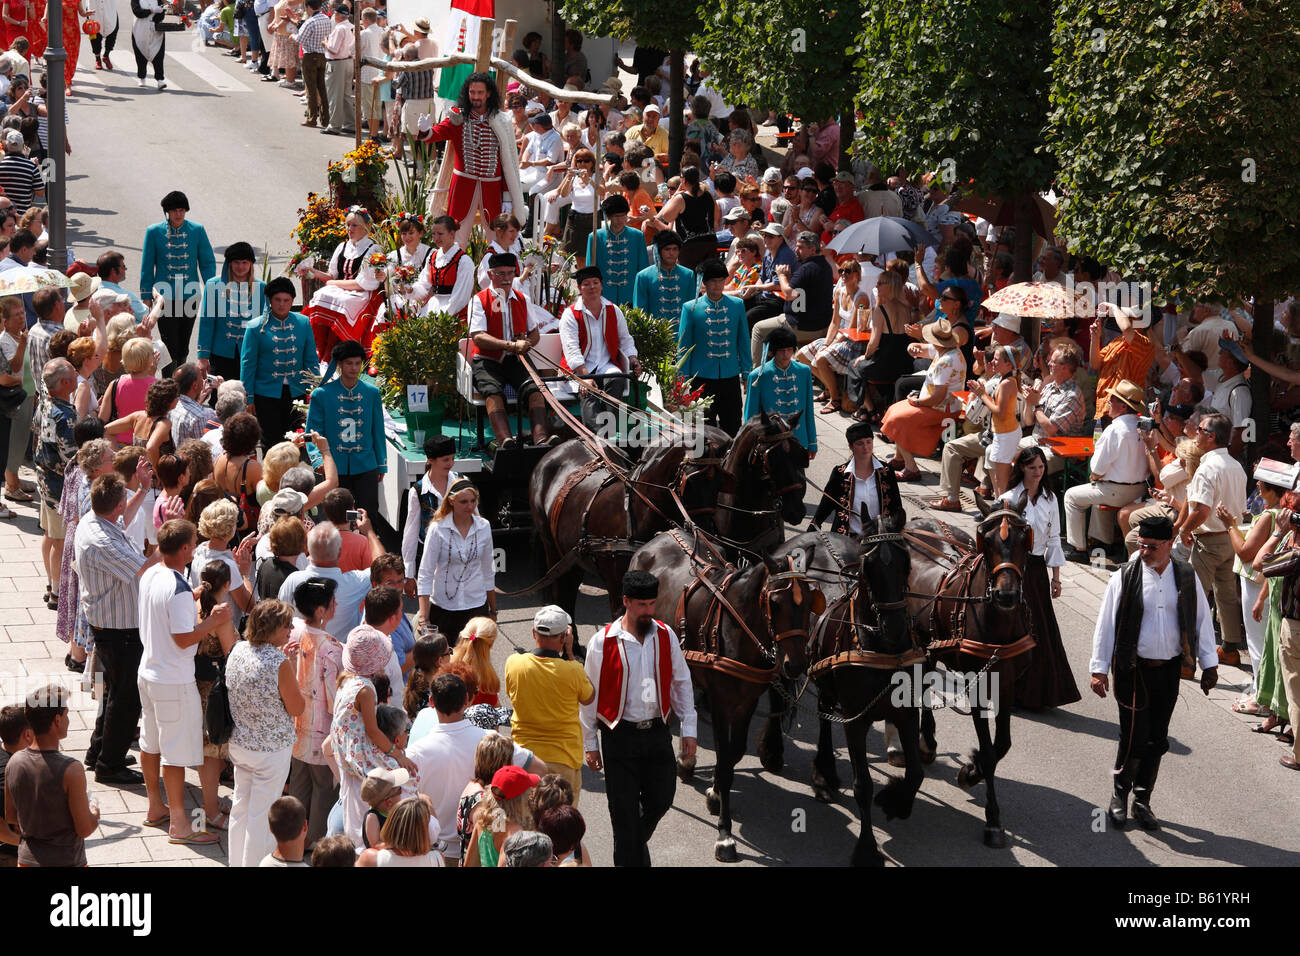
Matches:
[851,409,873,422]
[4,487,32,502]
[818,401,839,415]
[142,813,170,829]
[203,810,230,831]
[168,830,220,846]
[1252,717,1285,735]
[1232,698,1263,715]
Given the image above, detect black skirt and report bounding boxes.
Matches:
[847,333,912,406]
[1015,554,1082,709]
[429,601,492,647]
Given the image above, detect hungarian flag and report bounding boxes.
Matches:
[438,0,494,102]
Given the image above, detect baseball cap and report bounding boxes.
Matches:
[761,222,785,238]
[723,206,750,223]
[533,605,572,636]
[267,488,308,517]
[2,129,24,151]
[794,166,814,180]
[360,766,409,805]
[1219,336,1248,366]
[643,102,661,115]
[833,171,856,184]
[762,167,782,185]
[491,764,540,800]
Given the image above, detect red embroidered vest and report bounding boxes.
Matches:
[470,288,531,360]
[562,301,625,373]
[426,249,468,319]
[595,620,674,728]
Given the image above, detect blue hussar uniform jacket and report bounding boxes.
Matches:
[632,263,696,322]
[306,376,387,477]
[140,220,217,302]
[586,226,648,306]
[198,275,265,361]
[677,293,750,381]
[240,309,317,401]
[743,359,818,454]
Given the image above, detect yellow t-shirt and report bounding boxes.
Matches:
[628,123,669,157]
[504,651,594,770]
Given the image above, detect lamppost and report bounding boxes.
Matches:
[45,1,68,271]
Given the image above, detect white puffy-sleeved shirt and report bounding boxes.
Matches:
[579,618,698,751]
[998,484,1064,568]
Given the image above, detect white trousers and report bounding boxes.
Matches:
[228,742,293,867]
[1240,574,1267,697]
[1063,480,1146,548]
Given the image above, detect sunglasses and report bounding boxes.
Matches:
[940,294,960,302]
[1196,425,1213,435]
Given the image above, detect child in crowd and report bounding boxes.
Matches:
[452,616,501,707]
[113,446,156,554]
[151,455,189,529]
[259,796,310,867]
[402,631,450,721]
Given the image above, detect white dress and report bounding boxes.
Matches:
[379,242,433,320]
[309,238,384,330]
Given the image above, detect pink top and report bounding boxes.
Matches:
[109,374,155,444]
[152,491,185,529]
[286,621,343,766]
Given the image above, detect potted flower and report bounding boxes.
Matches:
[288,192,347,302]
[368,309,466,433]
[624,306,681,411]
[328,140,390,214]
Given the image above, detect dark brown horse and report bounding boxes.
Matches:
[804,511,921,867]
[529,423,732,628]
[713,411,810,554]
[629,528,823,862]
[906,497,1035,849]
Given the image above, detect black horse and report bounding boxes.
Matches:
[907,498,1035,848]
[712,411,810,555]
[630,528,823,862]
[805,512,920,867]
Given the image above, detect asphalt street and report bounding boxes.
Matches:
[63,18,1300,867]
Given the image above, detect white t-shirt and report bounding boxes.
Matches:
[190,542,244,621]
[125,488,157,552]
[407,718,534,860]
[138,563,199,685]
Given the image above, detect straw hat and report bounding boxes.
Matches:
[921,319,961,351]
[1109,380,1146,413]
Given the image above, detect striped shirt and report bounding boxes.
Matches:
[26,319,64,399]
[169,394,211,446]
[0,154,42,216]
[395,66,437,102]
[75,513,146,630]
[295,12,332,54]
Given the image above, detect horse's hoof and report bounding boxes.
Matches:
[920,744,937,765]
[677,758,696,782]
[714,837,738,863]
[956,764,974,788]
[758,750,784,775]
[851,845,886,867]
[812,783,837,804]
[705,787,720,816]
[886,749,906,768]
[983,826,1007,849]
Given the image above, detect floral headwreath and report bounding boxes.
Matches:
[395,212,425,228]
[345,205,372,223]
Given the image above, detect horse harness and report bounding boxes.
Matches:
[667,529,813,685]
[808,532,926,680]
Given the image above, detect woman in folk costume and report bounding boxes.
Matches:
[301,206,384,361]
[372,211,432,334]
[0,1,33,59]
[415,72,528,247]
[130,0,183,89]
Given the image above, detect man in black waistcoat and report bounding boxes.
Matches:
[1088,514,1219,830]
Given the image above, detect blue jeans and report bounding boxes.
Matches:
[243,7,262,51]
[326,797,344,838]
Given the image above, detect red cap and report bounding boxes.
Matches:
[491,764,540,800]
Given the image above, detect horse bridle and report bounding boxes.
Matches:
[761,556,824,653]
[674,454,727,518]
[974,508,1031,597]
[857,532,911,620]
[747,428,806,498]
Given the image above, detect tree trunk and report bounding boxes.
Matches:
[1011,191,1034,282]
[667,49,685,177]
[838,112,854,173]
[550,4,565,88]
[1251,292,1274,451]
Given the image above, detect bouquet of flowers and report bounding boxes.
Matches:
[368,251,388,269]
[658,350,712,416]
[369,309,465,408]
[289,193,347,270]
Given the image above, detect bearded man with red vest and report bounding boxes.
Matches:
[415,72,528,247]
[468,252,554,449]
[408,215,474,320]
[560,265,641,428]
[581,570,697,867]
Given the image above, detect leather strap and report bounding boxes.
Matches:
[808,647,927,679]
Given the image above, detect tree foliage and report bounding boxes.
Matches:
[558,0,702,53]
[692,0,864,127]
[1048,0,1300,304]
[853,0,1055,198]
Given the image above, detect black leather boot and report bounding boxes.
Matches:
[1109,758,1140,828]
[1132,755,1162,829]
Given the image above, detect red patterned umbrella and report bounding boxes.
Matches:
[980,281,1086,320]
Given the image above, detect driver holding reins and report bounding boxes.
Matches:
[808,419,905,536]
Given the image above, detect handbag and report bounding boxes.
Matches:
[205,657,234,746]
[1261,547,1300,578]
[0,383,25,418]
